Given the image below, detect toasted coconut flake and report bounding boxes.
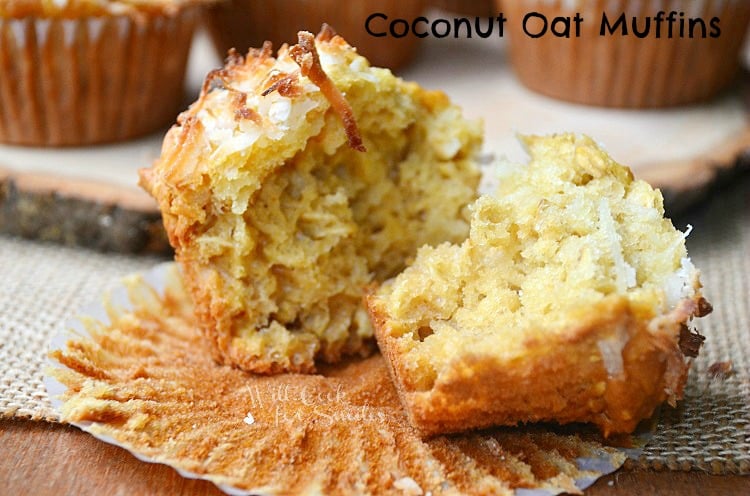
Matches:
[290,31,365,152]
[317,23,338,42]
[678,324,705,358]
[696,297,713,318]
[261,72,302,98]
[246,41,274,63]
[224,47,245,68]
[201,67,231,96]
[707,361,734,380]
[231,91,262,123]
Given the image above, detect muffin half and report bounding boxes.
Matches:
[141,28,482,374]
[367,134,710,436]
[204,0,427,70]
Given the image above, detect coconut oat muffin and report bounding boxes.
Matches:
[0,1,207,146]
[368,134,710,436]
[141,28,482,374]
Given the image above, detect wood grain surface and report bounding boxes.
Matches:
[1,419,747,495]
[0,168,171,254]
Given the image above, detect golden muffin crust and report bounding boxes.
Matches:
[141,29,482,374]
[368,133,710,437]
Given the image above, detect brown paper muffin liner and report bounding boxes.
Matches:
[44,262,641,495]
[0,8,199,146]
[205,0,426,70]
[502,0,750,108]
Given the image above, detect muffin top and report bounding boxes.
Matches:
[143,28,481,249]
[0,0,208,17]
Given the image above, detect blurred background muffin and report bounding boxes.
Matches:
[205,0,427,70]
[430,0,494,16]
[501,0,750,108]
[0,1,208,146]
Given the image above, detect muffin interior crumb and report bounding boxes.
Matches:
[377,134,695,390]
[145,33,482,373]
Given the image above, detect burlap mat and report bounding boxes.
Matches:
[1,176,749,475]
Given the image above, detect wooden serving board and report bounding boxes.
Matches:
[0,33,220,255]
[1,30,748,254]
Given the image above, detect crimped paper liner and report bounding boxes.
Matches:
[204,0,427,70]
[502,0,750,108]
[43,262,651,496]
[0,9,198,146]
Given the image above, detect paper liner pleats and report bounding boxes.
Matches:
[0,8,198,146]
[44,263,636,496]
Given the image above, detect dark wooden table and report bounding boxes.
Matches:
[2,419,747,495]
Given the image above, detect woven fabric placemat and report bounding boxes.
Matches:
[1,176,749,475]
[0,239,161,420]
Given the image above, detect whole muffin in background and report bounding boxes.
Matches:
[431,0,494,16]
[0,1,208,146]
[205,0,426,70]
[140,29,482,374]
[501,0,750,108]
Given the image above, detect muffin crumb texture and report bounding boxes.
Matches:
[369,133,708,436]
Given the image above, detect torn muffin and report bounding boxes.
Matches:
[368,133,710,436]
[140,27,482,374]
